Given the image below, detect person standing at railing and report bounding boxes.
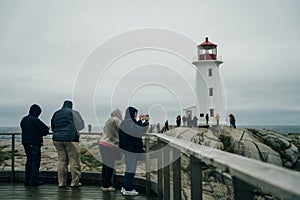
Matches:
[119,107,149,196]
[99,108,122,192]
[51,100,85,188]
[20,104,49,186]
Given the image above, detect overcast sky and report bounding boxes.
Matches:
[0,0,299,128]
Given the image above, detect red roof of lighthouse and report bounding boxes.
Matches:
[197,37,217,47]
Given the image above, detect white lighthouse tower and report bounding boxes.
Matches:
[183,37,225,125]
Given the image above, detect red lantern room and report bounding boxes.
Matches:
[197,37,217,60]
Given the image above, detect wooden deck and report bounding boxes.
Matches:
[0,182,155,200]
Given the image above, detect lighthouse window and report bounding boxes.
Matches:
[212,48,217,55]
[209,88,214,96]
[210,109,214,117]
[208,68,213,77]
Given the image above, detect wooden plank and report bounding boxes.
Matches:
[163,144,170,200]
[157,141,164,200]
[173,148,181,200]
[232,176,255,200]
[190,155,202,200]
[0,183,154,200]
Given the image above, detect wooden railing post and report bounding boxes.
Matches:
[11,134,15,183]
[163,144,170,200]
[145,136,151,196]
[173,148,181,200]
[232,176,255,200]
[190,155,202,200]
[157,141,164,200]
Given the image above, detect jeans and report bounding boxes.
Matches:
[53,141,81,187]
[100,144,120,187]
[123,152,137,191]
[23,144,41,184]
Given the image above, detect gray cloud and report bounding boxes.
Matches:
[0,0,299,127]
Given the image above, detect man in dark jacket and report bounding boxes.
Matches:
[20,104,49,186]
[51,100,84,188]
[119,107,149,196]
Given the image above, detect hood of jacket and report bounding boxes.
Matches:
[62,100,73,109]
[111,108,122,121]
[29,104,41,117]
[124,106,137,121]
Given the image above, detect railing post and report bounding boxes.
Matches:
[190,155,202,200]
[163,144,170,200]
[145,136,151,196]
[11,134,15,183]
[232,176,255,200]
[173,148,181,200]
[157,140,164,200]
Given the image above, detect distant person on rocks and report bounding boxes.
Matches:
[192,116,198,128]
[205,114,209,125]
[187,115,192,128]
[119,107,149,196]
[176,115,181,127]
[157,123,160,133]
[20,104,49,186]
[164,120,169,132]
[51,100,85,188]
[215,113,220,126]
[228,114,236,129]
[182,115,187,127]
[99,108,122,192]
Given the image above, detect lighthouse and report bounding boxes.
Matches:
[183,37,225,125]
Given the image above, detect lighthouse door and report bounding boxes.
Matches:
[186,110,192,117]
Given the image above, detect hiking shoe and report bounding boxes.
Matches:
[122,188,139,196]
[121,187,125,194]
[107,186,116,191]
[101,186,116,191]
[71,183,82,188]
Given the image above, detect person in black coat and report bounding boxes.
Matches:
[228,114,236,129]
[205,113,209,125]
[176,115,181,127]
[118,107,149,196]
[20,104,49,186]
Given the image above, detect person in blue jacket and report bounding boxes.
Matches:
[119,107,149,196]
[20,104,49,186]
[51,100,84,188]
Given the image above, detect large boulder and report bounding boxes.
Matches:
[247,128,299,168]
[164,127,224,150]
[219,127,283,166]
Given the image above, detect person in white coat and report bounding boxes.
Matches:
[99,108,122,191]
